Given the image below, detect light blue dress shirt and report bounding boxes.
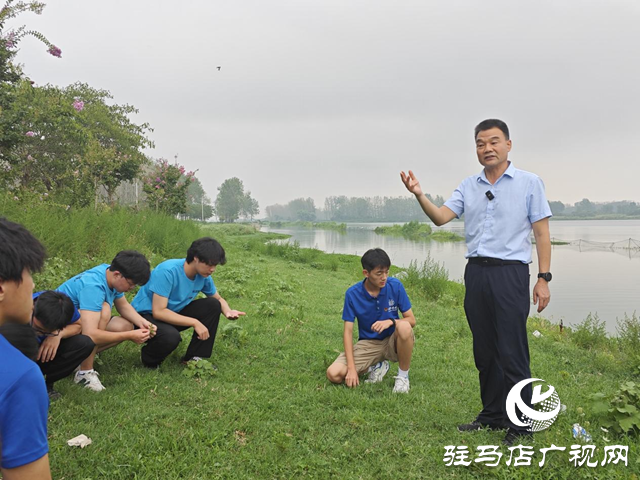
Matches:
[444,162,552,263]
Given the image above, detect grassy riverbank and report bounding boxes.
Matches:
[3,204,639,478]
[263,220,347,231]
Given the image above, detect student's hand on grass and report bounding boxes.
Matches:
[224,310,246,320]
[371,320,394,333]
[345,369,359,388]
[37,335,61,362]
[194,321,210,340]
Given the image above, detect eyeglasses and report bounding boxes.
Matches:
[30,314,60,337]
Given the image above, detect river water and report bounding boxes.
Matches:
[261,220,640,333]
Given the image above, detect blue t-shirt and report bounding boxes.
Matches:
[57,264,124,312]
[342,277,411,340]
[32,291,80,344]
[132,259,216,314]
[0,334,49,469]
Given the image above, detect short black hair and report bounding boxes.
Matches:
[33,291,76,332]
[186,237,227,265]
[0,324,39,360]
[474,119,510,141]
[0,218,46,283]
[109,250,150,285]
[361,248,391,271]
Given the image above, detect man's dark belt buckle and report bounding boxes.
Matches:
[470,257,522,266]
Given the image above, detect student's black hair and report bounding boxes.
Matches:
[186,237,227,266]
[361,248,391,271]
[0,324,39,360]
[474,119,510,141]
[33,291,76,332]
[0,217,46,284]
[109,250,151,285]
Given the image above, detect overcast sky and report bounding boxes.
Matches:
[12,0,640,211]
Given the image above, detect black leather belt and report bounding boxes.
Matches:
[468,257,525,266]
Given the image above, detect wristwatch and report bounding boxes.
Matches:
[389,318,397,328]
[537,272,552,282]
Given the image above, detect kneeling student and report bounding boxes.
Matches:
[32,291,95,400]
[132,237,245,368]
[57,250,154,392]
[326,248,416,393]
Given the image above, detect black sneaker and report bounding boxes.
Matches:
[457,420,504,432]
[503,428,533,447]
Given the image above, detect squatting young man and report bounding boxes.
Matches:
[326,248,416,393]
[57,251,154,392]
[132,237,245,368]
[0,218,51,480]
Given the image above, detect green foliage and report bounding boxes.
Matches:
[143,159,193,216]
[571,313,608,350]
[182,358,218,378]
[429,230,464,242]
[258,301,276,317]
[403,254,450,300]
[374,221,435,241]
[590,381,640,436]
[185,177,213,221]
[220,322,248,347]
[214,177,258,223]
[617,313,640,374]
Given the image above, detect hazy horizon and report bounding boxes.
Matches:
[13,1,640,210]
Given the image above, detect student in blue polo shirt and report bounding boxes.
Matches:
[326,248,416,393]
[0,218,51,479]
[32,291,95,400]
[57,250,154,392]
[132,237,245,368]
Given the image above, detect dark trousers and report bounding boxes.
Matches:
[37,334,95,387]
[140,297,222,368]
[464,262,532,433]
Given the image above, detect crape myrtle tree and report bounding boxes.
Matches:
[142,158,196,216]
[0,0,61,172]
[214,177,259,223]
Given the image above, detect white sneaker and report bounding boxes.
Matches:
[364,360,390,384]
[392,375,410,393]
[74,370,106,392]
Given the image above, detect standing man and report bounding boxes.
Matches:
[401,119,552,445]
[0,218,51,479]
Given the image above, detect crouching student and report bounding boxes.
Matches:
[132,237,245,368]
[57,251,154,392]
[326,248,416,393]
[32,291,95,400]
[0,217,51,479]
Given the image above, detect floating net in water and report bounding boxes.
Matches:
[550,237,640,258]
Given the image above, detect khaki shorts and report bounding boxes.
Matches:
[332,330,415,374]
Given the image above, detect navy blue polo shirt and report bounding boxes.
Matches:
[342,277,411,340]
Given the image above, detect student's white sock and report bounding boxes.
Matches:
[77,369,94,375]
[397,368,409,379]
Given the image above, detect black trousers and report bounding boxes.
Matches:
[37,334,95,387]
[464,262,532,433]
[140,297,222,368]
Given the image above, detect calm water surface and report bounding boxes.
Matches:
[262,220,640,333]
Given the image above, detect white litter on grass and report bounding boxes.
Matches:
[532,330,542,338]
[67,434,92,448]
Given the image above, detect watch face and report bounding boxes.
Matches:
[539,272,552,282]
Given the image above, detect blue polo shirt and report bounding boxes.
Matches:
[132,259,216,314]
[444,162,552,263]
[0,334,49,469]
[57,264,124,312]
[32,291,80,344]
[342,277,411,341]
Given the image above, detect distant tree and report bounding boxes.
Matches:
[288,197,316,221]
[575,198,595,217]
[549,201,566,216]
[214,177,257,223]
[186,177,213,221]
[241,192,259,221]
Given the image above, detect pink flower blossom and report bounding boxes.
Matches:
[4,31,17,49]
[73,99,84,111]
[27,155,34,161]
[190,177,196,182]
[179,166,185,174]
[26,131,35,137]
[47,45,62,58]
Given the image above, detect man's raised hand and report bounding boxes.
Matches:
[400,170,423,196]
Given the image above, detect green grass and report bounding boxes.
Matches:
[264,220,347,232]
[375,221,464,242]
[3,204,639,478]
